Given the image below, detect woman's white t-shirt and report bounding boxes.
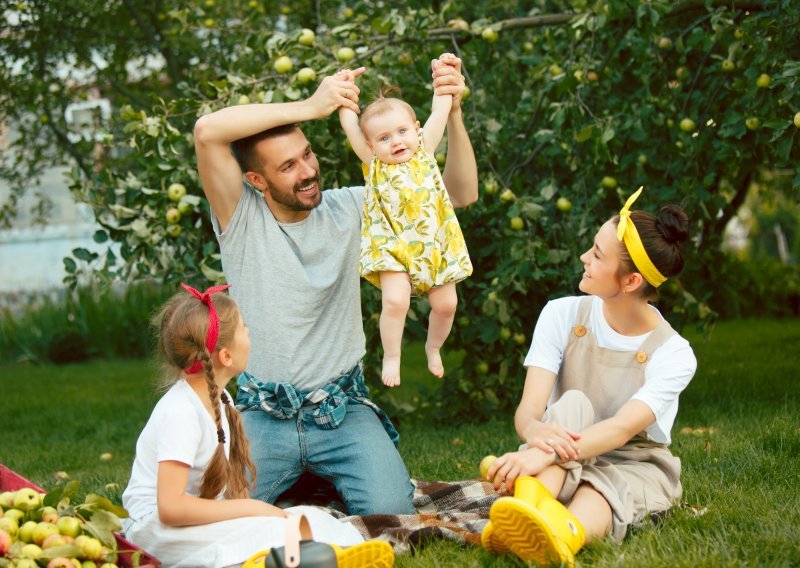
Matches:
[122,380,231,524]
[524,295,697,444]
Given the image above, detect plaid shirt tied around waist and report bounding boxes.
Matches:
[235,363,399,446]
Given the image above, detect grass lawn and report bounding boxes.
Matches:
[2,318,799,566]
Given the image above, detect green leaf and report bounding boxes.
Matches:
[38,544,83,560]
[93,230,109,243]
[63,257,77,274]
[73,248,98,262]
[83,494,129,519]
[574,124,594,142]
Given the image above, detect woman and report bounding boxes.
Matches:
[482,188,697,566]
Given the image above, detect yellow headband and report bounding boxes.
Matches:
[616,186,667,288]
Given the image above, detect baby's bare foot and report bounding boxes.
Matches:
[382,356,401,387]
[425,344,445,378]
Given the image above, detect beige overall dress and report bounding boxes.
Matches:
[534,296,683,542]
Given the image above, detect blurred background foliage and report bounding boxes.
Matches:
[1,0,798,420]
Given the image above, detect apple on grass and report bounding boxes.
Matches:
[14,487,42,511]
[19,520,38,543]
[32,521,59,545]
[0,528,12,555]
[0,515,18,537]
[20,543,43,559]
[479,455,497,479]
[56,515,81,538]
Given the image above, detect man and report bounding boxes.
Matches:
[193,55,477,515]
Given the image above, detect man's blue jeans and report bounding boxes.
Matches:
[242,401,415,515]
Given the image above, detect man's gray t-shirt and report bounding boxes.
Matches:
[211,183,366,391]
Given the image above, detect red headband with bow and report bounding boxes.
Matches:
[180,282,231,374]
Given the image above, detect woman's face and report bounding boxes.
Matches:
[578,220,626,298]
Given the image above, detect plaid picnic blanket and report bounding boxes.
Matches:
[330,479,501,554]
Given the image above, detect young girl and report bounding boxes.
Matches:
[481,188,697,566]
[338,54,473,387]
[121,283,393,568]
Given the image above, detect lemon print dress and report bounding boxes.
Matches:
[360,129,472,296]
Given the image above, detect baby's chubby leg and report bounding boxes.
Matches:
[379,271,412,387]
[425,282,458,378]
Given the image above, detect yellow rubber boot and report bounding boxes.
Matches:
[488,482,586,566]
[480,520,509,554]
[243,539,394,568]
[513,476,552,507]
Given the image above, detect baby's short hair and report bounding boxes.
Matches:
[360,87,417,134]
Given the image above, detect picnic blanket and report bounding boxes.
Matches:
[331,479,501,554]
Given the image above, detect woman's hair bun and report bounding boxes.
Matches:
[656,204,689,245]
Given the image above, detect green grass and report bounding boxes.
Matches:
[2,319,799,566]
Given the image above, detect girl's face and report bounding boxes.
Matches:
[225,313,250,374]
[578,220,626,298]
[363,107,420,164]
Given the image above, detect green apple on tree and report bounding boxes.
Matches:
[513,333,527,345]
[675,66,690,80]
[637,153,648,165]
[679,118,696,132]
[203,18,215,28]
[601,176,617,189]
[499,328,511,340]
[462,85,471,100]
[481,27,498,43]
[476,362,489,374]
[447,18,469,31]
[484,178,499,194]
[165,209,181,224]
[548,63,564,77]
[556,197,573,211]
[499,188,516,203]
[336,47,355,62]
[298,28,315,46]
[657,36,672,50]
[755,73,771,88]
[509,216,524,230]
[397,53,413,66]
[273,56,293,74]
[587,70,599,82]
[167,224,182,237]
[237,94,250,105]
[296,67,316,85]
[721,59,735,72]
[794,112,800,128]
[167,182,186,202]
[745,117,761,130]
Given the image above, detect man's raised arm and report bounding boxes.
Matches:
[432,55,478,209]
[193,70,363,230]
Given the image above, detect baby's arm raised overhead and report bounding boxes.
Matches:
[156,460,286,527]
[422,86,452,155]
[337,69,373,164]
[339,106,372,164]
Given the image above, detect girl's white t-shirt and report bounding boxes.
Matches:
[122,380,231,523]
[524,295,697,444]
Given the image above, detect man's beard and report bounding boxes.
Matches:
[266,174,322,211]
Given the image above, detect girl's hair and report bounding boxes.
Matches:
[360,86,417,134]
[613,204,690,298]
[153,291,256,499]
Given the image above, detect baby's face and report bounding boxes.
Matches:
[363,108,420,164]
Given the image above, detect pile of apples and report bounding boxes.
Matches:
[0,487,121,568]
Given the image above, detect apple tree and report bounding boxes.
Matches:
[1,0,798,419]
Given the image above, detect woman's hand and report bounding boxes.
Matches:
[523,421,581,462]
[431,53,466,110]
[487,448,556,494]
